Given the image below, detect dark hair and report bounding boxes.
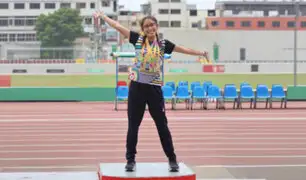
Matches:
[140,16,160,46]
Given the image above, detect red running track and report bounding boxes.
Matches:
[0,101,306,172]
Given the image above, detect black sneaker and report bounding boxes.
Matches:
[169,159,179,172]
[125,160,136,172]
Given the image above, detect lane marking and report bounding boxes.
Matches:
[1,137,306,142]
[2,142,306,148]
[1,148,306,153]
[1,132,306,137]
[195,164,306,168]
[1,117,306,122]
[0,128,305,133]
[1,155,306,161]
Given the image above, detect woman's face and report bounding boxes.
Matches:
[142,18,158,40]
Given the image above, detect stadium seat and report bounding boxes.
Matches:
[205,84,224,109]
[190,81,201,92]
[223,84,239,109]
[174,85,191,110]
[191,86,206,110]
[116,86,129,100]
[165,81,175,93]
[115,86,129,111]
[270,84,287,108]
[162,85,175,110]
[178,81,188,87]
[203,81,212,95]
[254,84,270,109]
[238,84,255,109]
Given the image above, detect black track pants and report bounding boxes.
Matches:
[125,81,176,161]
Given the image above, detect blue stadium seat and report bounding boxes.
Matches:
[178,81,188,87]
[203,81,212,95]
[238,84,254,109]
[191,86,206,110]
[190,81,201,92]
[255,84,270,108]
[116,86,129,100]
[223,84,239,109]
[162,85,175,110]
[271,84,287,108]
[205,84,224,109]
[165,81,175,93]
[175,85,191,109]
[115,86,129,110]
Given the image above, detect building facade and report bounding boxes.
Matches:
[0,0,118,60]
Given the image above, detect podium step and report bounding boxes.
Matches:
[98,162,195,180]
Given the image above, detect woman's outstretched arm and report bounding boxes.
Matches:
[173,45,209,59]
[95,11,130,38]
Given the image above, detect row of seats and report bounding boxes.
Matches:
[115,81,287,110]
[162,82,287,110]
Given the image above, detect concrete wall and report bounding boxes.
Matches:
[160,29,306,62]
[0,63,305,74]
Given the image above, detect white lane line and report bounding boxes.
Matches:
[2,142,306,148]
[0,128,305,133]
[1,148,306,153]
[1,117,306,122]
[195,164,306,168]
[1,132,306,137]
[1,155,306,161]
[1,137,306,142]
[1,125,306,130]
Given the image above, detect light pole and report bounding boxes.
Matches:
[293,0,299,86]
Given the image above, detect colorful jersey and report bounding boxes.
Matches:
[128,31,175,86]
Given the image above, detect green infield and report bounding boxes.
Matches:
[10,73,306,88]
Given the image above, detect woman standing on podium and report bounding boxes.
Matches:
[94,11,209,172]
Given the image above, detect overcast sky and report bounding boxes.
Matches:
[117,0,217,11]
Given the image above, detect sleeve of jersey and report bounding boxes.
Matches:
[164,39,176,54]
[129,31,140,46]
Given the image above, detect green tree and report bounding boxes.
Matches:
[35,8,84,59]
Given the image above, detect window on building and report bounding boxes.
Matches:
[14,17,25,26]
[208,10,216,16]
[9,34,15,42]
[159,0,169,2]
[171,0,180,2]
[14,3,25,9]
[30,3,40,9]
[189,10,197,16]
[241,21,251,27]
[171,21,181,27]
[76,3,86,9]
[287,21,295,28]
[191,22,198,28]
[102,0,110,7]
[0,3,9,9]
[226,21,235,27]
[272,21,280,27]
[17,34,26,41]
[26,17,37,26]
[0,17,8,26]
[257,21,265,27]
[159,9,169,14]
[60,3,71,8]
[211,20,219,26]
[159,21,169,27]
[45,3,56,9]
[171,9,181,14]
[301,21,306,27]
[90,3,95,9]
[0,34,8,42]
[84,17,92,25]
